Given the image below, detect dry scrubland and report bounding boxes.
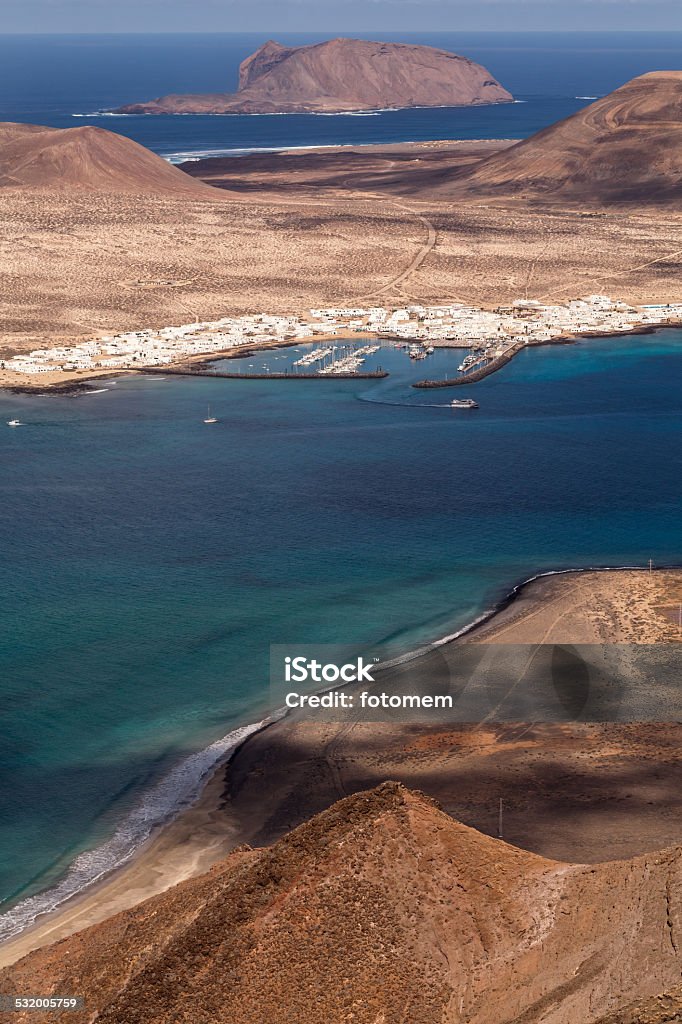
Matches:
[2,182,681,366]
[0,189,421,361]
[2,73,682,366]
[225,571,682,867]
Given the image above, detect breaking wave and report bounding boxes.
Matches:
[0,716,276,943]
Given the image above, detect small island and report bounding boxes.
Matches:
[114,37,513,115]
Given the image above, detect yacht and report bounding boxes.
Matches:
[7,419,22,427]
[450,398,479,410]
[203,406,217,424]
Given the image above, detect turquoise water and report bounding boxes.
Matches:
[1,330,681,934]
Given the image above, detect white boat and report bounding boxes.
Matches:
[7,419,22,427]
[203,405,217,424]
[450,398,479,410]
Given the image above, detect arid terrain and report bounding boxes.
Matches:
[3,83,682,374]
[448,71,682,203]
[115,37,513,114]
[2,570,682,986]
[4,782,682,1024]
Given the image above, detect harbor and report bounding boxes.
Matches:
[4,296,681,385]
[413,343,523,387]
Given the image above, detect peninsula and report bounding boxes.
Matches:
[114,37,513,115]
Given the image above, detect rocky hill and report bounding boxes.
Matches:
[115,38,513,114]
[0,122,219,196]
[446,72,682,203]
[3,783,682,1023]
[595,985,682,1024]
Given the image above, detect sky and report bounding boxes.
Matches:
[3,0,682,34]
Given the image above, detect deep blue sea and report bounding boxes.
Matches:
[1,33,682,940]
[0,32,681,158]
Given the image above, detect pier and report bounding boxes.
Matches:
[139,366,389,381]
[412,344,522,388]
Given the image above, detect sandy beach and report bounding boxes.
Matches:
[0,764,245,969]
[2,566,682,969]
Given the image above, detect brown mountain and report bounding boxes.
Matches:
[0,122,218,196]
[115,38,513,115]
[3,782,682,1024]
[445,71,682,203]
[595,985,682,1024]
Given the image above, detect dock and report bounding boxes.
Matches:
[139,367,389,381]
[412,344,522,388]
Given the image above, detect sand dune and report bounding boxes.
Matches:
[3,782,682,1023]
[0,122,219,196]
[446,72,682,203]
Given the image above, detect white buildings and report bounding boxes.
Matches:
[4,296,682,376]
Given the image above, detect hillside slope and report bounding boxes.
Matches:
[444,72,682,203]
[3,783,682,1024]
[0,122,219,196]
[115,38,513,114]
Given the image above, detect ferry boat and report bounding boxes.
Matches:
[450,399,479,410]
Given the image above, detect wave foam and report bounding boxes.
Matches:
[0,717,274,943]
[165,143,344,163]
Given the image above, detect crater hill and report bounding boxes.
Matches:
[0,122,219,196]
[114,37,513,115]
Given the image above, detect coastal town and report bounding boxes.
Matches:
[3,295,682,378]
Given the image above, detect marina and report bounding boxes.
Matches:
[4,296,681,384]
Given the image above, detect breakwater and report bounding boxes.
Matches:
[140,367,389,381]
[412,344,522,388]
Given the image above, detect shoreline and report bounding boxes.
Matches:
[0,559,672,968]
[2,319,681,395]
[171,136,519,163]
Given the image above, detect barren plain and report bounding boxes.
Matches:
[2,137,682,380]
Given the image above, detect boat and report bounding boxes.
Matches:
[7,419,22,427]
[450,399,479,410]
[203,406,218,424]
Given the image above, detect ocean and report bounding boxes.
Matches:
[0,32,681,158]
[1,32,682,939]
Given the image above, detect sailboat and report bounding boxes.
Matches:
[203,405,217,424]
